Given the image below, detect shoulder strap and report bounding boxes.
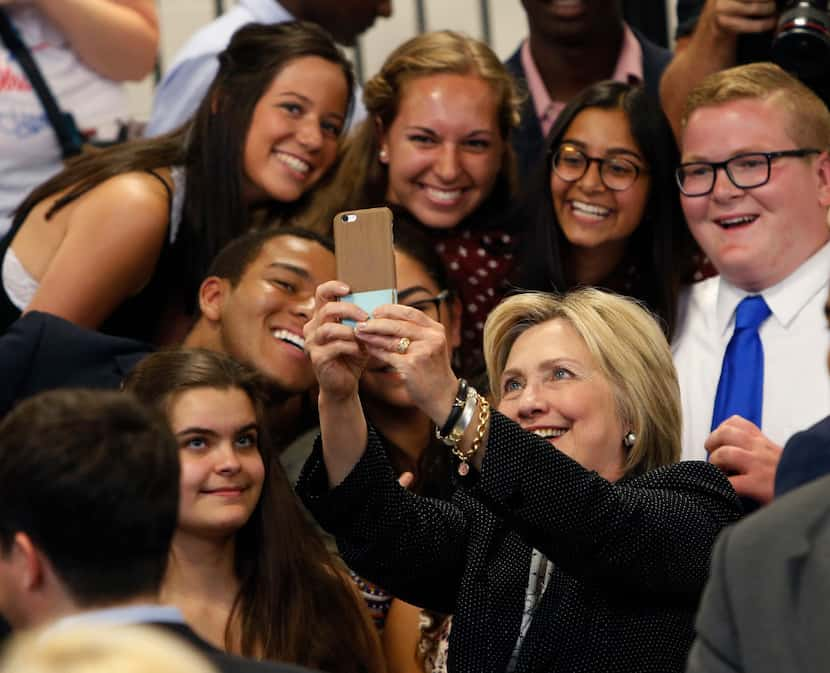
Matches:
[0,9,85,159]
[144,168,174,203]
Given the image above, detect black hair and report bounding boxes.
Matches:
[205,225,334,288]
[0,390,179,606]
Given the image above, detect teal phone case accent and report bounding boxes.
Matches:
[342,288,398,326]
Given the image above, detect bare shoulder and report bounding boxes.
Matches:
[69,169,173,236]
[91,169,172,214]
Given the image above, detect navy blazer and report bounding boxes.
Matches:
[775,415,830,497]
[155,622,320,673]
[504,28,672,181]
[298,413,742,673]
[0,311,150,416]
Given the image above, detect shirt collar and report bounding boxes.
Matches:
[715,239,830,335]
[520,22,644,138]
[238,0,295,22]
[46,605,186,635]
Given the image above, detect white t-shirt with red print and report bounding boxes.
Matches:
[0,6,127,236]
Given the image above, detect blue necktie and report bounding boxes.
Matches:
[711,295,772,430]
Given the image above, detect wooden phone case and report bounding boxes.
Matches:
[333,206,396,292]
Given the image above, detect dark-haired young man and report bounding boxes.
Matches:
[0,388,314,673]
[0,227,336,439]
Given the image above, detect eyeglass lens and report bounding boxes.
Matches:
[553,146,639,191]
[677,154,771,196]
[402,290,448,320]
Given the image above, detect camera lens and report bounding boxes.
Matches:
[773,0,830,80]
[342,214,349,222]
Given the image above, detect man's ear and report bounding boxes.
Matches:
[815,151,830,209]
[198,276,230,322]
[9,533,43,592]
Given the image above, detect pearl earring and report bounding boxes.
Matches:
[623,431,636,449]
[379,148,389,163]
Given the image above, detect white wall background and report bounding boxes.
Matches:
[127,0,678,120]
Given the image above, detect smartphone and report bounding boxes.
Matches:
[333,206,397,325]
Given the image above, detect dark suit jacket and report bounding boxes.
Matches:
[298,413,742,673]
[686,473,830,673]
[504,28,673,181]
[152,622,319,673]
[0,311,150,416]
[774,416,830,497]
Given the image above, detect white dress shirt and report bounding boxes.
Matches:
[673,241,830,461]
[46,604,185,635]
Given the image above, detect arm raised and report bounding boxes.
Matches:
[29,0,158,81]
[660,0,777,139]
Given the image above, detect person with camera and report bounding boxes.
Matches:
[660,0,830,139]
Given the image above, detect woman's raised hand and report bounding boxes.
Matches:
[303,281,370,402]
[354,303,459,426]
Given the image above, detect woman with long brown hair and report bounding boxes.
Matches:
[0,21,353,343]
[124,348,384,673]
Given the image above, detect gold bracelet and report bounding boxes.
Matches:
[451,395,490,476]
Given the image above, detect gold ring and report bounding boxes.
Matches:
[396,337,411,354]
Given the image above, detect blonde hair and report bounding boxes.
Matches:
[682,62,830,150]
[298,30,522,234]
[483,289,681,476]
[0,625,218,673]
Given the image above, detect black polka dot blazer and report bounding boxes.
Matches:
[297,412,742,673]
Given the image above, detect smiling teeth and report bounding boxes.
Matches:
[273,329,305,350]
[276,152,310,175]
[426,187,462,203]
[571,200,611,217]
[532,428,568,438]
[718,215,757,228]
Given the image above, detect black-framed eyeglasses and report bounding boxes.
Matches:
[401,289,450,319]
[675,149,821,197]
[551,145,645,192]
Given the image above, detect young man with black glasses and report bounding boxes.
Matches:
[672,62,830,508]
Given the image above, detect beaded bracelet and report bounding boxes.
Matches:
[437,378,468,438]
[451,395,491,476]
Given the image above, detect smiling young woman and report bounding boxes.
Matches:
[124,349,384,673]
[297,30,523,376]
[515,80,700,340]
[0,22,353,344]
